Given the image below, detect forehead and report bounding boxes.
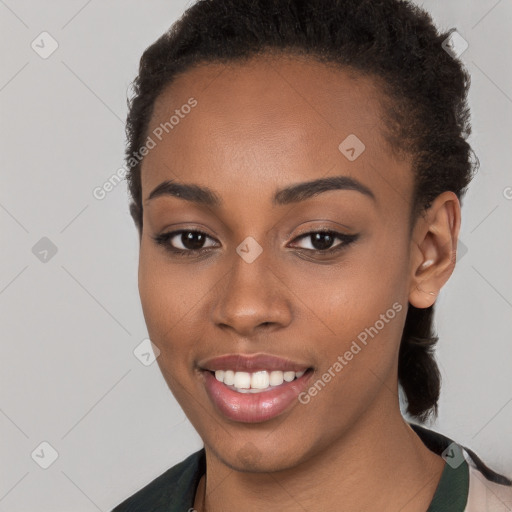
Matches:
[141,54,412,211]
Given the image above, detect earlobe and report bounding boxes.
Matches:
[410,271,439,309]
[408,191,461,309]
[414,259,438,306]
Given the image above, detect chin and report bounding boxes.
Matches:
[209,438,311,474]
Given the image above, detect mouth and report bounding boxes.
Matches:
[198,353,314,423]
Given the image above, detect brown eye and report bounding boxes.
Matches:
[177,231,208,251]
[153,230,219,255]
[290,230,359,253]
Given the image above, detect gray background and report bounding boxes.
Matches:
[1,0,511,510]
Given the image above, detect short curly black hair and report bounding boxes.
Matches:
[124,0,477,422]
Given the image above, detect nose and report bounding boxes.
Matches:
[211,246,293,338]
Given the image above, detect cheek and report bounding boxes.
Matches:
[297,279,406,425]
[138,249,166,333]
[297,232,409,389]
[137,246,193,354]
[137,241,221,379]
[312,237,407,332]
[298,270,405,377]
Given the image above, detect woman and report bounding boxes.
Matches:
[112,0,512,510]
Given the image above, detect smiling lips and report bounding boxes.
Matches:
[200,353,313,423]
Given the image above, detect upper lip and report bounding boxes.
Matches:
[199,353,311,372]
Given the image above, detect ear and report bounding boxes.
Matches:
[408,191,461,309]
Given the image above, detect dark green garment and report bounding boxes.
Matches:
[111,422,471,512]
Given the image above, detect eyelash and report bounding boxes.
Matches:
[151,229,359,258]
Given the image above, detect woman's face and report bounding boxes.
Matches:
[138,55,422,472]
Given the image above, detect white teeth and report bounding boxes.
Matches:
[233,371,251,389]
[212,369,307,392]
[269,370,284,386]
[224,370,235,386]
[283,371,295,382]
[251,371,270,389]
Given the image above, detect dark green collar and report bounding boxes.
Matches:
[426,457,468,512]
[409,422,469,512]
[112,423,470,511]
[111,449,206,511]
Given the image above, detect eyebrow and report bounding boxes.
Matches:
[145,175,375,207]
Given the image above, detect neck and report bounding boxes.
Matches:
[195,393,445,512]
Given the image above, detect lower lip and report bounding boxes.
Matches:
[202,370,312,423]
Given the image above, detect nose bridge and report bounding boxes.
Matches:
[212,237,292,334]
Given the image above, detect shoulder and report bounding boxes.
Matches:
[465,461,512,511]
[110,449,205,512]
[408,422,512,511]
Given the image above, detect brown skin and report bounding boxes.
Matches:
[137,55,460,511]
